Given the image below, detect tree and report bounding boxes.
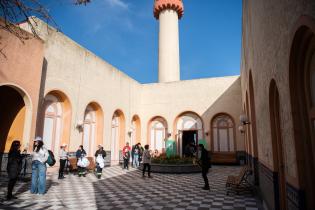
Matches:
[0,0,91,57]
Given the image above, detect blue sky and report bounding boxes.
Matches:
[40,0,242,83]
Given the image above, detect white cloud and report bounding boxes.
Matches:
[105,0,129,10]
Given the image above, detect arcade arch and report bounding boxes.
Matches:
[174,112,204,157]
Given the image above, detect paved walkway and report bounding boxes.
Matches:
[0,166,262,210]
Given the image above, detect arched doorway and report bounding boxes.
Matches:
[211,113,236,163]
[131,115,141,147]
[82,102,103,156]
[174,112,203,157]
[148,116,168,153]
[269,80,287,210]
[245,92,253,163]
[0,85,32,153]
[249,71,259,185]
[111,110,125,163]
[42,91,71,155]
[289,20,315,209]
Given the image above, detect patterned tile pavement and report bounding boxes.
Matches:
[0,166,262,210]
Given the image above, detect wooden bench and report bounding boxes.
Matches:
[226,165,254,195]
[68,157,96,172]
[211,152,237,164]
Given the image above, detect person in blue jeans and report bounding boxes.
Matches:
[132,143,140,168]
[30,137,49,195]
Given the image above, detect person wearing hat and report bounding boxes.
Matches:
[94,145,106,179]
[58,144,68,179]
[30,137,49,194]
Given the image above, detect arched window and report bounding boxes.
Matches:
[111,114,120,161]
[111,110,125,163]
[43,95,62,153]
[149,117,167,152]
[211,114,235,152]
[131,115,141,146]
[82,105,96,156]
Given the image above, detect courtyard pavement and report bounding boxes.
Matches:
[0,166,262,210]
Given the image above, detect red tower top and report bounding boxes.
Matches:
[154,0,184,19]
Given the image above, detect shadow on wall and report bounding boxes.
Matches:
[35,57,48,136]
[200,77,241,130]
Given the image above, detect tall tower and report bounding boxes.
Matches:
[154,0,184,83]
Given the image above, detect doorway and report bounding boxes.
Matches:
[269,80,287,210]
[182,130,197,156]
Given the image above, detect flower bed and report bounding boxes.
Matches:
[140,154,201,174]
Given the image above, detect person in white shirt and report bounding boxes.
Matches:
[58,144,68,179]
[30,137,49,194]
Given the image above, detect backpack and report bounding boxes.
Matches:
[47,150,56,166]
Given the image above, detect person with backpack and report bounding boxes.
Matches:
[6,140,24,200]
[30,137,49,195]
[76,145,87,177]
[95,145,106,179]
[58,144,68,179]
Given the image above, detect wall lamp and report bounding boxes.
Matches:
[128,128,133,136]
[240,114,250,125]
[76,120,84,132]
[238,125,245,134]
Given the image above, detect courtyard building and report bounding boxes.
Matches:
[0,0,315,210]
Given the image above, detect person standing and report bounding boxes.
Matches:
[58,144,68,179]
[131,144,135,167]
[95,145,106,179]
[6,140,23,200]
[122,142,131,169]
[198,144,210,190]
[138,143,144,164]
[132,143,140,168]
[30,137,49,195]
[142,144,152,178]
[76,145,87,177]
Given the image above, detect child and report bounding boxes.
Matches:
[123,148,130,170]
[142,144,152,178]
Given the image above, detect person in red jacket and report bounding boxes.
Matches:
[122,142,131,169]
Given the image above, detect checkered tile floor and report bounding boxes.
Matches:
[0,166,262,210]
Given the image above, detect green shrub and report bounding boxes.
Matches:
[151,154,194,164]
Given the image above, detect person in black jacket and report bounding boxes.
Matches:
[95,145,106,178]
[7,140,23,200]
[198,144,210,190]
[76,145,87,177]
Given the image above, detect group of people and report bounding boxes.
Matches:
[121,142,152,178]
[122,142,144,169]
[5,137,108,200]
[6,137,49,200]
[74,144,107,179]
[5,138,210,200]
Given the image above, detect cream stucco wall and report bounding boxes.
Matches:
[241,0,315,187]
[19,17,243,159]
[140,76,243,151]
